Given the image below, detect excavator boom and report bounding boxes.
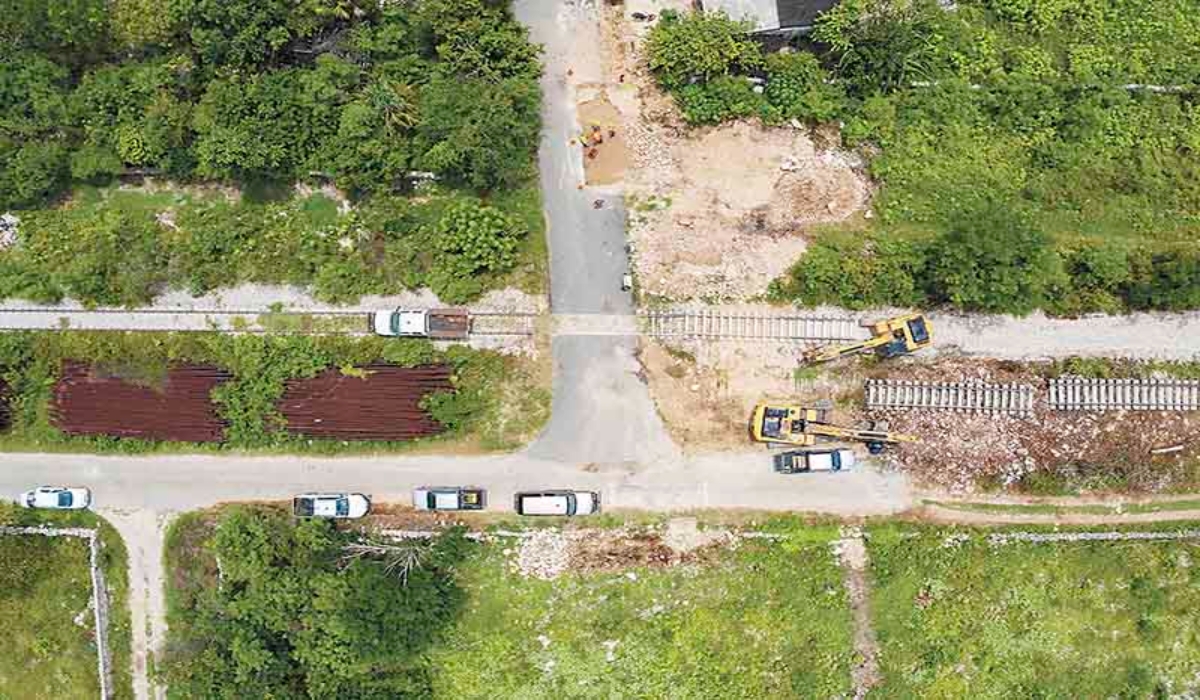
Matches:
[751,404,916,448]
[802,313,933,365]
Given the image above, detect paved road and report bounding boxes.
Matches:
[513,0,678,465]
[0,451,914,515]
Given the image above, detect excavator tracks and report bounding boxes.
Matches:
[865,379,1036,417]
[1049,377,1200,411]
[641,309,863,342]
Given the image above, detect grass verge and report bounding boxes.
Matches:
[868,523,1200,697]
[0,506,133,700]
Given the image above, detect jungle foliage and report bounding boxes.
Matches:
[649,2,1200,314]
[163,506,468,699]
[0,188,535,306]
[0,0,543,304]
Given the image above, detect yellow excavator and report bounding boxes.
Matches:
[803,313,932,364]
[750,404,917,454]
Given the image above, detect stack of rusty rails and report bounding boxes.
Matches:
[1049,377,1200,411]
[51,362,231,441]
[0,379,10,431]
[278,363,453,441]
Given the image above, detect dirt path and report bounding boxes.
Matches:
[832,527,880,699]
[103,509,171,700]
[921,504,1200,526]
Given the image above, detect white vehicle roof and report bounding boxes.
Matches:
[412,487,461,510]
[519,493,572,516]
[517,491,599,516]
[23,486,90,509]
[372,309,428,336]
[808,449,856,471]
[297,493,370,518]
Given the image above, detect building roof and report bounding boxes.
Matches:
[699,0,839,32]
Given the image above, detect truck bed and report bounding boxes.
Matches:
[427,309,471,339]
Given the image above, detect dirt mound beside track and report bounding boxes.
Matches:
[51,362,231,442]
[279,364,453,441]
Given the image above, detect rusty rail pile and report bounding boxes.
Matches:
[278,363,453,441]
[51,362,231,442]
[0,379,10,431]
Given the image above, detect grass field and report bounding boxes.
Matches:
[0,535,97,700]
[0,507,132,700]
[428,529,854,699]
[868,524,1200,698]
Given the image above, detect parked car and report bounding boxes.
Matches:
[412,486,486,511]
[513,490,600,516]
[292,493,371,519]
[20,486,91,510]
[370,308,470,339]
[773,448,856,474]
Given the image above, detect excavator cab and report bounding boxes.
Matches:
[876,315,931,359]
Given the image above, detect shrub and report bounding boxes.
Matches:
[646,11,763,90]
[676,76,766,125]
[771,231,930,309]
[763,52,845,123]
[926,204,1063,314]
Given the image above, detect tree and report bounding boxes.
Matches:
[646,11,763,91]
[926,204,1062,314]
[415,75,539,190]
[165,507,466,699]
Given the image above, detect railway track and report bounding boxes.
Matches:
[641,309,863,342]
[0,307,538,337]
[1049,377,1200,411]
[865,379,1036,416]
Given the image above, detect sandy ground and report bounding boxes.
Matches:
[578,90,629,186]
[595,5,871,301]
[640,335,868,451]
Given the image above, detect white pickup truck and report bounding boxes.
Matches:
[292,493,371,519]
[370,308,470,339]
[773,448,856,474]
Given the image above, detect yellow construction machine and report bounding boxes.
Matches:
[750,403,916,454]
[803,313,932,364]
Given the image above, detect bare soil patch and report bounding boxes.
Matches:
[511,522,732,580]
[578,91,629,185]
[598,6,871,301]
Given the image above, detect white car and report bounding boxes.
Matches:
[371,309,429,337]
[292,493,371,519]
[21,486,91,510]
[514,490,600,516]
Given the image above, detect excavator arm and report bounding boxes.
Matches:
[802,335,890,364]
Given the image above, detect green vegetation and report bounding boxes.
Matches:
[648,3,1200,314]
[0,503,133,700]
[429,527,853,698]
[925,497,1200,516]
[869,523,1200,697]
[0,0,544,304]
[163,506,468,698]
[0,331,549,453]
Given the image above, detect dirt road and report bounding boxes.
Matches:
[102,509,170,700]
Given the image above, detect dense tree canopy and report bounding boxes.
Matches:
[165,507,466,698]
[0,0,542,210]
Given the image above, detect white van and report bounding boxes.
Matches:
[514,490,600,516]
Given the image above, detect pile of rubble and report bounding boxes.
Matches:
[510,520,732,580]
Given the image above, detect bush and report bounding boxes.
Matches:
[762,52,845,123]
[676,76,766,125]
[646,11,763,90]
[433,200,525,289]
[771,231,930,309]
[926,204,1062,314]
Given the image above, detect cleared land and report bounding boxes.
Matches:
[868,523,1200,698]
[428,525,854,699]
